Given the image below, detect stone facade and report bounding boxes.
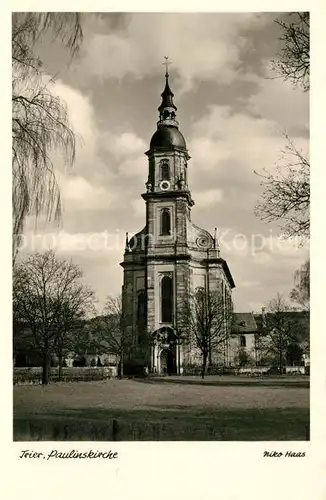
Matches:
[120,71,235,374]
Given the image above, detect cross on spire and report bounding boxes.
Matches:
[158,56,177,119]
[162,56,172,77]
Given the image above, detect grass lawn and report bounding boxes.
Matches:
[13,375,309,441]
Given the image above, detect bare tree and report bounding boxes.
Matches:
[13,250,94,384]
[12,13,84,261]
[260,294,306,374]
[254,135,309,241]
[255,13,310,242]
[179,288,230,379]
[92,295,132,379]
[53,286,96,380]
[272,12,310,91]
[290,259,310,311]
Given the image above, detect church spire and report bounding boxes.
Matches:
[149,58,187,152]
[158,57,178,125]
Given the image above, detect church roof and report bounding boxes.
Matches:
[127,226,147,254]
[219,258,236,289]
[150,126,187,150]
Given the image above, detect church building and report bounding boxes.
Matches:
[121,65,235,375]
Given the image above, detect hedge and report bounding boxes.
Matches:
[13,366,117,385]
[182,364,235,376]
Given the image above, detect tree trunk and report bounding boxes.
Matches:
[118,347,124,379]
[178,341,181,375]
[117,356,123,379]
[208,336,212,369]
[201,353,208,379]
[279,346,283,375]
[42,352,50,385]
[58,353,63,381]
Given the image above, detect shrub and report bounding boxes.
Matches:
[90,357,97,367]
[50,355,59,367]
[13,366,115,385]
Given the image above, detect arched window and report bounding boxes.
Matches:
[137,291,146,323]
[161,208,171,235]
[161,276,173,323]
[161,162,170,181]
[240,335,246,347]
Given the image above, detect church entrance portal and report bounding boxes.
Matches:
[160,348,176,375]
[154,327,177,375]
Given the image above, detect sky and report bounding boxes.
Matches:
[21,12,309,313]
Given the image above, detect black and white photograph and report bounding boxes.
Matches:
[12,11,310,443]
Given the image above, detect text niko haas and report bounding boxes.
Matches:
[263,451,306,458]
[19,449,118,460]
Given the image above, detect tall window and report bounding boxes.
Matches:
[137,291,146,323]
[161,162,170,181]
[137,291,146,344]
[240,335,246,347]
[161,276,173,323]
[161,208,171,235]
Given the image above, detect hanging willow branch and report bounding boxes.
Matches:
[12,13,83,260]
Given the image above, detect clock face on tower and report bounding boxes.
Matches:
[159,180,170,191]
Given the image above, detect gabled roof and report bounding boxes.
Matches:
[232,312,258,333]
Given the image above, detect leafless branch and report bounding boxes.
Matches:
[254,134,310,242]
[271,12,310,91]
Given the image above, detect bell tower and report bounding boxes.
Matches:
[121,60,235,375]
[141,59,195,358]
[143,58,194,255]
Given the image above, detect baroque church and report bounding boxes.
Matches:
[13,67,309,375]
[121,66,236,375]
